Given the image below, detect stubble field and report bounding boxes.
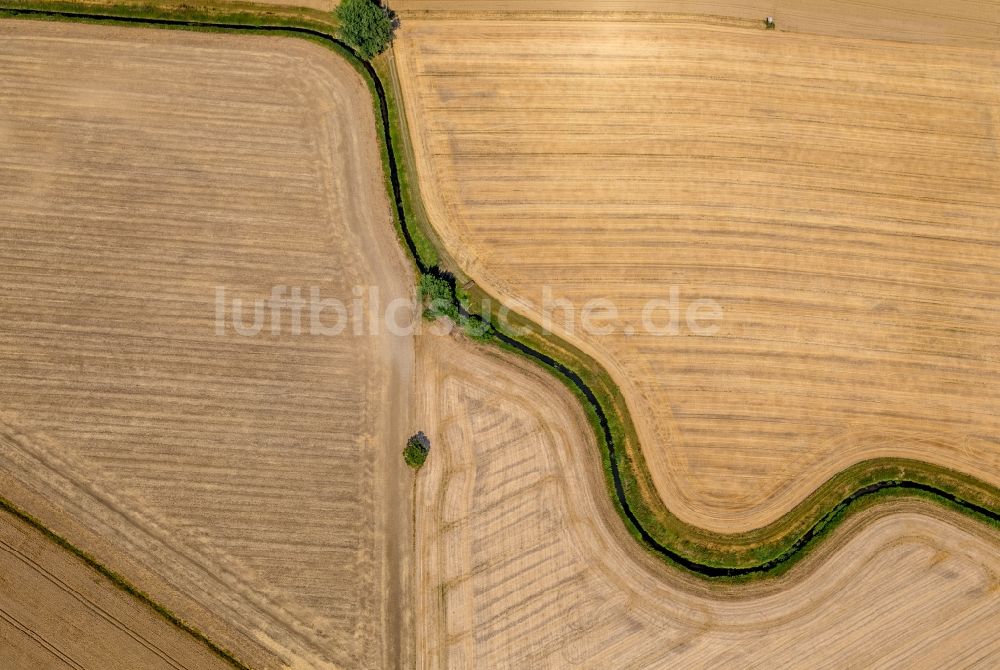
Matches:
[390,0,999,47]
[393,14,1000,533]
[0,20,413,669]
[414,334,1000,668]
[1,6,998,669]
[0,506,236,670]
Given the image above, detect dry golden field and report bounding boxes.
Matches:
[0,21,414,669]
[414,334,1000,668]
[0,6,997,669]
[391,0,1000,47]
[0,507,234,670]
[394,14,1000,533]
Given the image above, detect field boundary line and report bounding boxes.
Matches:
[0,495,252,670]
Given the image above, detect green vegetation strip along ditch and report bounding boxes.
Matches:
[1,1,997,584]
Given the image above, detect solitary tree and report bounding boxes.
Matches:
[404,432,430,469]
[336,0,395,59]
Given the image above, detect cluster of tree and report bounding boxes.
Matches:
[419,274,455,321]
[403,432,430,468]
[336,0,395,59]
[419,274,493,342]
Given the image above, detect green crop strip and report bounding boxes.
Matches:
[0,0,996,591]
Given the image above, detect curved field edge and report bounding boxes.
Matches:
[0,3,996,582]
[0,494,252,670]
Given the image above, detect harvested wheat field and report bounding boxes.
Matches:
[414,334,1000,668]
[0,506,234,670]
[394,14,1000,533]
[0,20,414,669]
[391,0,1000,47]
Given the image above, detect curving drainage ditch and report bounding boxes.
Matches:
[3,6,997,579]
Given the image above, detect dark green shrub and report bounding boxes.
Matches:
[404,432,430,469]
[459,314,493,342]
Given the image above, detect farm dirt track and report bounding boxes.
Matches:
[0,507,233,670]
[415,334,1000,668]
[0,20,413,669]
[393,14,1000,533]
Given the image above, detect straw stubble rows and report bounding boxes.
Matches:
[0,21,413,669]
[0,8,997,670]
[393,14,1000,533]
[414,334,1000,668]
[0,506,239,670]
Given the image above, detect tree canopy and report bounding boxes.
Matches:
[404,432,430,469]
[336,0,394,60]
